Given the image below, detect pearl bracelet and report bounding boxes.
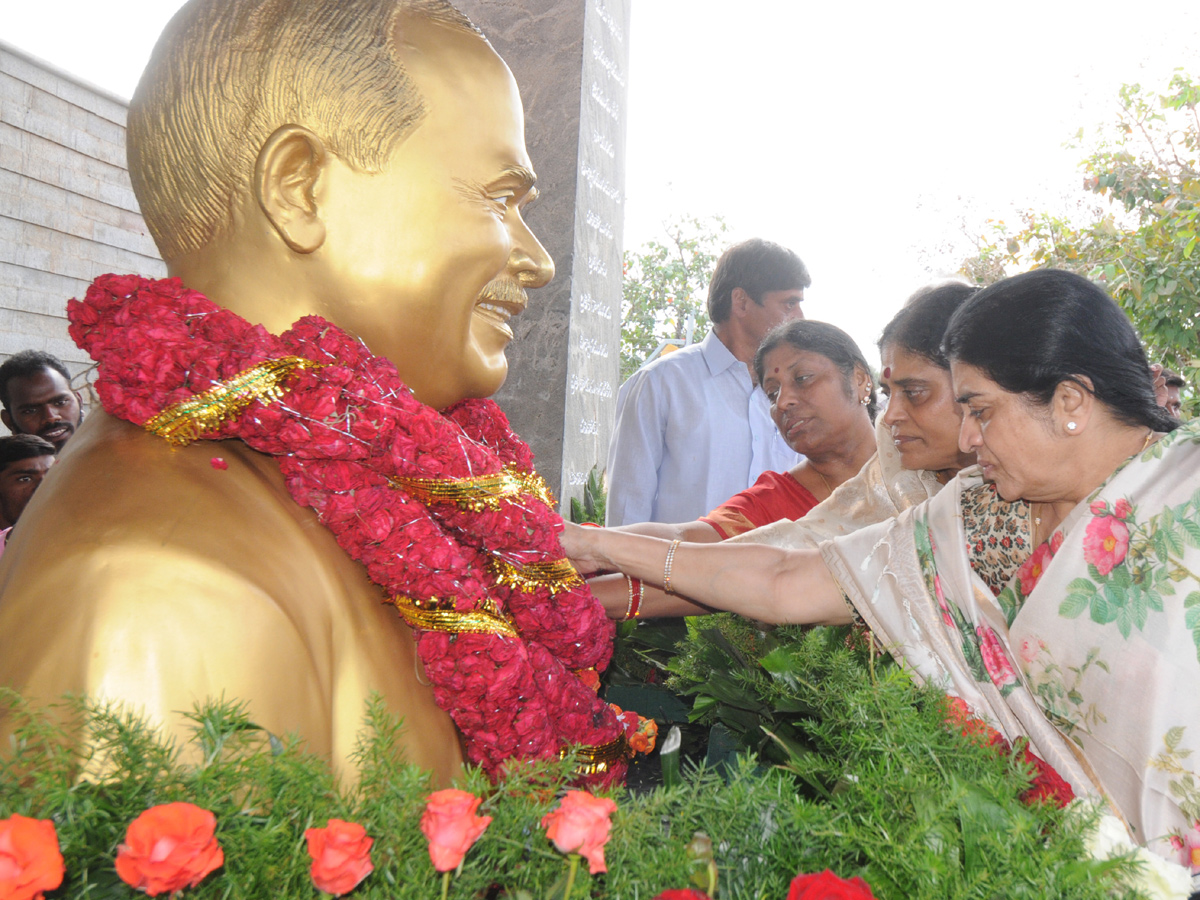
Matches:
[663,539,681,594]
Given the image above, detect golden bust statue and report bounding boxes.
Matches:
[0,0,554,784]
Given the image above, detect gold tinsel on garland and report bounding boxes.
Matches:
[391,467,556,511]
[563,733,630,775]
[489,557,584,594]
[144,357,322,446]
[391,595,519,639]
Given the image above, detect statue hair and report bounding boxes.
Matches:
[128,0,479,262]
[943,269,1177,433]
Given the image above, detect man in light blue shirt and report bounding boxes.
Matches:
[606,238,809,525]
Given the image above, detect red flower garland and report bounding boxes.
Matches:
[68,274,625,782]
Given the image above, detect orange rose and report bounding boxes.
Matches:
[0,814,65,900]
[114,802,223,896]
[303,819,374,896]
[419,790,492,872]
[540,790,618,875]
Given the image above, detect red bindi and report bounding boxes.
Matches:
[882,366,891,379]
[774,366,780,374]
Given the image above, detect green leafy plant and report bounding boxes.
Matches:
[568,466,607,526]
[0,633,1147,899]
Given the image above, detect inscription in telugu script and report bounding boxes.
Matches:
[591,39,626,87]
[586,209,614,239]
[595,3,624,43]
[591,129,615,160]
[579,336,609,358]
[569,373,614,399]
[579,292,613,320]
[590,82,620,123]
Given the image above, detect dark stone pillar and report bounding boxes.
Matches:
[454,0,629,510]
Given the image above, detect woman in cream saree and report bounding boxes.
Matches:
[824,419,1200,860]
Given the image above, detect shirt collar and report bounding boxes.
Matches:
[699,329,744,377]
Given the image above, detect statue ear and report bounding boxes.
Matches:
[254,126,327,254]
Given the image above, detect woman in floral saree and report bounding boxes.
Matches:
[566,270,1196,868]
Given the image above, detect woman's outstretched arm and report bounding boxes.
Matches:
[563,522,851,626]
[586,572,713,619]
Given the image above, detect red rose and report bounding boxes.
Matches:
[1017,745,1076,808]
[420,790,492,872]
[115,802,223,896]
[304,819,374,896]
[541,791,617,874]
[653,891,710,900]
[0,814,65,900]
[787,870,877,900]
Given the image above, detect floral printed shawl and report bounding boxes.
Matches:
[820,420,1200,863]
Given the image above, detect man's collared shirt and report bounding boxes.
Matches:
[605,330,802,526]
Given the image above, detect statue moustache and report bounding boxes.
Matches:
[477,278,528,317]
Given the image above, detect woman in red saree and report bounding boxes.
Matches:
[614,320,879,544]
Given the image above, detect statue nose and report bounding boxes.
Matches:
[510,224,554,289]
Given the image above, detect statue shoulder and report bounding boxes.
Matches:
[0,412,335,741]
[0,412,465,782]
[15,409,339,592]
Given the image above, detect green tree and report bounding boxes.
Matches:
[962,71,1200,410]
[621,215,728,381]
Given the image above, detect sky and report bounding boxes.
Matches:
[6,0,1200,367]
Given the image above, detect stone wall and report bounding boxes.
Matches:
[0,42,165,380]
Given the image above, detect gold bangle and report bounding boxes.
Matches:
[663,539,681,594]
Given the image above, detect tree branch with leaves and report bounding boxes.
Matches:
[620,216,728,381]
[962,71,1200,414]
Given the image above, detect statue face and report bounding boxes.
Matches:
[309,18,553,409]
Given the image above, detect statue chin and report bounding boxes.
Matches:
[0,0,558,785]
